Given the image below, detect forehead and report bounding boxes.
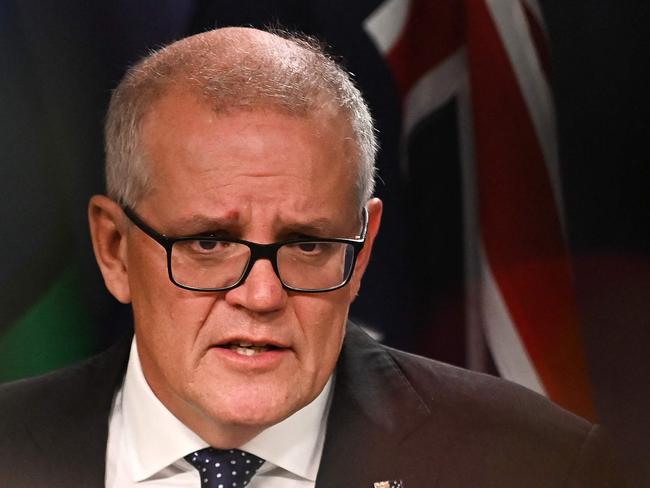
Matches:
[138,90,359,230]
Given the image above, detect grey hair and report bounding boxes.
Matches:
[105,27,377,210]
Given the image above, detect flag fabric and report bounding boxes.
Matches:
[364,0,594,420]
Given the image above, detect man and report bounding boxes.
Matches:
[0,27,624,487]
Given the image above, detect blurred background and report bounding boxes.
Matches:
[1,1,648,485]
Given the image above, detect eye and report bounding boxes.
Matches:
[289,242,336,256]
[191,239,232,253]
[198,240,218,251]
[297,242,318,253]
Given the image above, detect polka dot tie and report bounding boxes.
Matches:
[185,448,265,488]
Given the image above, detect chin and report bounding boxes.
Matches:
[200,385,299,430]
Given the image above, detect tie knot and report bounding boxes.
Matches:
[185,447,265,488]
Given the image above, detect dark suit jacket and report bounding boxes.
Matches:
[0,323,625,487]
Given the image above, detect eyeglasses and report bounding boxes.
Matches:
[122,206,368,293]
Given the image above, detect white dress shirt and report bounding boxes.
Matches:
[105,338,333,487]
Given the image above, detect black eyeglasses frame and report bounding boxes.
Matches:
[121,205,368,293]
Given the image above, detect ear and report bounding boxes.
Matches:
[88,195,132,303]
[348,197,383,299]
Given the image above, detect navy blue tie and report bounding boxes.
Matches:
[185,448,265,488]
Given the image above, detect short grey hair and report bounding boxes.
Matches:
[105,27,377,210]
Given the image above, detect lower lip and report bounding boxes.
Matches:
[208,346,289,370]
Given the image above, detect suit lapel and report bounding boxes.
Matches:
[315,323,432,487]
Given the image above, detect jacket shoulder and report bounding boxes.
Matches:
[386,345,591,429]
[0,338,131,487]
[383,346,625,487]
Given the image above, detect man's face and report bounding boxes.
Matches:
[118,89,380,443]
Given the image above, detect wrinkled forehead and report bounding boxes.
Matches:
[137,89,361,220]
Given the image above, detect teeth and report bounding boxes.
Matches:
[229,344,271,356]
[232,346,256,356]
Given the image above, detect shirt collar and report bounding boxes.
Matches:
[122,337,333,482]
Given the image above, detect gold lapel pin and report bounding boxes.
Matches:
[373,481,404,488]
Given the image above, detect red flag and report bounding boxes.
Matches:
[365,0,595,420]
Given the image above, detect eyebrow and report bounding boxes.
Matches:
[281,219,332,237]
[163,214,240,236]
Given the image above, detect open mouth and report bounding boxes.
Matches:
[217,342,281,357]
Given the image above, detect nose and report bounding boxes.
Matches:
[224,258,287,312]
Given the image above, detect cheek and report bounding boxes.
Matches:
[141,293,217,346]
[127,239,209,324]
[126,238,168,301]
[135,292,221,396]
[292,292,350,373]
[127,247,216,362]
